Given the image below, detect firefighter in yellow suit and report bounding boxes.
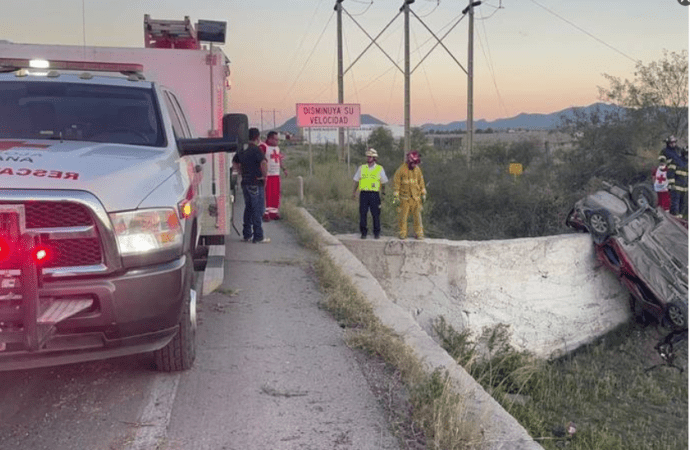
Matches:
[393,151,427,240]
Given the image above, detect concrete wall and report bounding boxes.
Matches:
[339,234,631,359]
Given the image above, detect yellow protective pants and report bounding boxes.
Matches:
[398,197,423,239]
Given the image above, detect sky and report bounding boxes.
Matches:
[1,0,688,128]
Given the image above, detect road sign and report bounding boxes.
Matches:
[296,103,361,128]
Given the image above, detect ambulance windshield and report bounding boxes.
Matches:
[0,81,165,147]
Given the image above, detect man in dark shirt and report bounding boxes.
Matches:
[232,127,270,243]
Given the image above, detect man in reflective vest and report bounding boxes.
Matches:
[393,150,427,240]
[352,148,388,239]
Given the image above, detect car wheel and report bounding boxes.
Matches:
[631,184,658,209]
[588,209,615,237]
[666,302,687,330]
[154,255,197,371]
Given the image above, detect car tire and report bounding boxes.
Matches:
[588,209,615,237]
[666,302,687,330]
[631,184,658,209]
[154,255,197,371]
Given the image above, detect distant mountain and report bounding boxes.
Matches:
[276,114,386,135]
[274,103,622,135]
[420,103,622,132]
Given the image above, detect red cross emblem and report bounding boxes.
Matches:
[0,141,50,151]
[270,149,282,163]
[656,172,667,184]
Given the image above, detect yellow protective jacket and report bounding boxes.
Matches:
[393,163,426,201]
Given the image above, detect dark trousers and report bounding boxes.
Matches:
[242,184,265,242]
[359,191,381,237]
[670,189,688,216]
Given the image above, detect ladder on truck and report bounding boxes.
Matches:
[144,14,201,49]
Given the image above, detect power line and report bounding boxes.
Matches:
[279,10,335,105]
[282,0,327,79]
[412,26,440,122]
[476,6,508,117]
[529,0,639,64]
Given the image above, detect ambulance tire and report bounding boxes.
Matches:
[154,255,197,371]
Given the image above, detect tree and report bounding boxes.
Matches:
[367,126,395,158]
[598,49,688,143]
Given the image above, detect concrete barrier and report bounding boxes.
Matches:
[297,208,544,449]
[339,234,631,359]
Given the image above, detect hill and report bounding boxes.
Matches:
[421,102,621,132]
[274,103,621,134]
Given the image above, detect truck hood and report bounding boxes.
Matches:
[0,139,177,211]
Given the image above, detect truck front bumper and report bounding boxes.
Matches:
[0,251,188,372]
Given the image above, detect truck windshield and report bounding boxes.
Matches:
[0,81,165,147]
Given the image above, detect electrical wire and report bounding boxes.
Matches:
[476,8,509,117]
[344,32,361,104]
[348,0,374,17]
[283,0,327,78]
[529,0,638,63]
[416,0,440,18]
[385,35,405,123]
[412,26,440,121]
[279,11,335,105]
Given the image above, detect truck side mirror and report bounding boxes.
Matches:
[177,138,240,156]
[223,113,248,146]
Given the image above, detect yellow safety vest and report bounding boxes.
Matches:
[359,164,382,192]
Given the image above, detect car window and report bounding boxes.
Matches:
[166,91,193,138]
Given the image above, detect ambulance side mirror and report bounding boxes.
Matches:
[222,113,248,146]
[177,138,240,156]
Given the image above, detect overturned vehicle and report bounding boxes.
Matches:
[566,182,688,330]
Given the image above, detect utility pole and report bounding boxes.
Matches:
[336,0,345,161]
[464,1,481,163]
[260,109,264,133]
[402,0,414,156]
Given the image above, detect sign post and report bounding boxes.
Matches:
[296,103,361,176]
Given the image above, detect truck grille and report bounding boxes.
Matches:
[0,201,103,269]
[24,202,93,228]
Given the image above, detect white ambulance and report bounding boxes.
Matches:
[0,16,245,371]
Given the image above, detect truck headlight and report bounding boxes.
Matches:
[109,209,183,258]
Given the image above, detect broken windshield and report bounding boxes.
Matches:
[0,81,165,147]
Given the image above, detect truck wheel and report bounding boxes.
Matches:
[631,184,657,209]
[154,256,197,371]
[666,302,687,330]
[588,209,615,238]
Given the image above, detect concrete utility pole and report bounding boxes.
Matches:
[402,0,414,156]
[336,0,345,161]
[464,0,481,163]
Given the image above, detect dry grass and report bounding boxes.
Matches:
[281,199,487,450]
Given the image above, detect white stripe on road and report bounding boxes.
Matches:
[126,373,180,450]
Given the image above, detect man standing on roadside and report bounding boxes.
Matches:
[352,148,387,239]
[260,131,288,221]
[660,135,688,218]
[232,127,270,243]
[393,151,427,240]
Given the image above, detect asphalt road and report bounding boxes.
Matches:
[0,214,399,449]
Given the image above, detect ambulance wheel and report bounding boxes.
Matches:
[154,256,197,371]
